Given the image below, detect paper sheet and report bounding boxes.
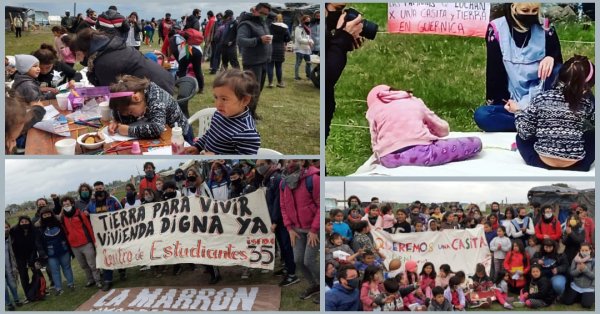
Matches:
[34,106,70,136]
[101,127,137,143]
[142,143,191,155]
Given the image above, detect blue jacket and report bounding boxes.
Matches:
[332,221,353,240]
[325,283,360,311]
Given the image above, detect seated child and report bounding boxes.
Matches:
[562,243,595,308]
[492,269,514,309]
[108,75,193,143]
[360,265,385,311]
[184,69,261,155]
[5,95,27,154]
[444,276,466,311]
[520,264,554,308]
[419,262,436,299]
[467,263,494,308]
[428,286,453,311]
[12,54,50,103]
[325,233,360,267]
[435,264,455,289]
[366,84,482,168]
[355,250,382,273]
[381,204,396,233]
[509,55,595,171]
[400,272,426,311]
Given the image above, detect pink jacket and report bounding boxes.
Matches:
[280,166,320,234]
[366,85,450,159]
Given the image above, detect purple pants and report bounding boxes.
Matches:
[380,137,482,168]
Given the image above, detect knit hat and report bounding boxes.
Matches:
[15,54,39,74]
[404,260,418,273]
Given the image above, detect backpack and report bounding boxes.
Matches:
[183,28,204,45]
[26,267,47,301]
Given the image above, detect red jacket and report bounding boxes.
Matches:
[139,175,160,196]
[582,217,594,244]
[204,16,216,42]
[534,217,562,241]
[280,166,320,234]
[62,208,95,248]
[503,251,530,288]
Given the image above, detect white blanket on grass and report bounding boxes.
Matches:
[352,132,594,177]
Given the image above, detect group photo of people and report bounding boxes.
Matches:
[4,159,320,311]
[325,2,595,176]
[5,2,320,156]
[324,181,595,311]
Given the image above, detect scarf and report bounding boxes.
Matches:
[573,253,592,264]
[302,24,311,36]
[283,170,301,190]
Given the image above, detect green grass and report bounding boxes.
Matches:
[6,210,319,311]
[5,28,320,155]
[325,3,596,176]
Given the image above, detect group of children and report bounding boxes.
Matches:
[325,198,595,310]
[6,29,262,155]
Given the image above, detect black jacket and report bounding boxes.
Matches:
[37,62,81,89]
[532,251,569,277]
[87,34,174,94]
[524,276,554,305]
[263,168,283,224]
[10,218,38,264]
[236,12,272,66]
[185,14,201,30]
[270,23,290,63]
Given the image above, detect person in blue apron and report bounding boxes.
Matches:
[474,3,563,132]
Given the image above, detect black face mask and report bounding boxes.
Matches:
[95,191,106,199]
[326,9,343,32]
[163,191,177,200]
[145,170,155,179]
[175,174,184,182]
[304,21,311,26]
[187,176,197,183]
[515,14,539,28]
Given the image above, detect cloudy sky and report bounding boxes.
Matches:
[325,181,595,204]
[7,1,291,20]
[4,159,185,205]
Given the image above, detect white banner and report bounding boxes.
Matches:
[371,226,491,276]
[91,188,275,270]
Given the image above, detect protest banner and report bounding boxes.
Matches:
[90,188,275,270]
[371,225,492,275]
[76,285,281,311]
[388,3,491,37]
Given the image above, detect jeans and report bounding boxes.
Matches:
[5,272,20,305]
[47,252,74,291]
[72,243,101,284]
[516,132,595,171]
[294,52,311,79]
[267,61,283,84]
[551,274,566,296]
[562,284,594,308]
[473,103,516,132]
[292,229,319,286]
[210,41,221,72]
[275,222,296,275]
[177,47,205,92]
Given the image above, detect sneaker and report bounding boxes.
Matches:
[209,275,222,285]
[267,83,274,88]
[279,274,300,287]
[67,284,75,291]
[15,301,23,307]
[299,284,320,300]
[101,282,111,292]
[55,289,64,296]
[96,282,103,289]
[139,265,151,271]
[276,83,285,88]
[311,294,319,304]
[503,302,514,310]
[512,301,525,308]
[85,281,95,287]
[479,301,490,309]
[273,268,288,276]
[241,268,250,279]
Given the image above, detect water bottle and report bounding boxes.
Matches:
[171,123,184,155]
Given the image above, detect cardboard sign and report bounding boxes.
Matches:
[91,189,275,270]
[388,3,491,37]
[76,285,281,311]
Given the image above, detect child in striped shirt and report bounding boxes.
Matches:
[185,69,261,155]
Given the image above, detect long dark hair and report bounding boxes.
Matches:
[509,239,529,268]
[362,265,380,284]
[559,55,595,111]
[419,262,436,279]
[494,269,507,286]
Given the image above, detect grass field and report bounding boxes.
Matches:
[325,3,596,176]
[5,29,320,155]
[6,210,319,311]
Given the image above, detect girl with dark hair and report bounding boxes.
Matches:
[419,262,436,299]
[509,55,595,171]
[503,239,530,293]
[126,12,142,50]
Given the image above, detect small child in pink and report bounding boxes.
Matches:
[381,204,396,233]
[366,85,482,167]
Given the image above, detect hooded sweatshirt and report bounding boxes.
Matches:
[12,73,50,103]
[279,166,320,234]
[325,282,360,311]
[10,216,38,263]
[97,9,129,37]
[236,12,272,66]
[366,85,450,159]
[86,34,174,94]
[524,274,554,304]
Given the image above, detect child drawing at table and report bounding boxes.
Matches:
[108,75,193,143]
[183,69,261,155]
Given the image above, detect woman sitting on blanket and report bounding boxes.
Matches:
[108,75,193,143]
[474,2,563,132]
[366,84,482,168]
[506,55,595,171]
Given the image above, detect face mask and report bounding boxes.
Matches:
[80,191,90,199]
[544,213,553,219]
[519,215,526,219]
[63,206,73,212]
[163,191,177,200]
[126,191,135,198]
[304,21,310,26]
[214,169,222,177]
[569,219,578,227]
[242,166,250,175]
[346,278,359,290]
[188,176,197,183]
[95,191,105,198]
[232,178,241,184]
[256,164,269,176]
[145,170,155,179]
[145,196,154,202]
[175,174,184,181]
[580,253,590,258]
[515,14,539,28]
[260,15,267,22]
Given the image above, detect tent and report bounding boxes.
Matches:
[528,185,595,222]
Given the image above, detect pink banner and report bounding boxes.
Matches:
[388,3,490,38]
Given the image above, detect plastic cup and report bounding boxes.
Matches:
[55,138,77,155]
[56,93,70,110]
[99,101,111,121]
[131,141,142,155]
[265,34,273,43]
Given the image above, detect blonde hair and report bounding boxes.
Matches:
[276,14,283,23]
[510,2,542,32]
